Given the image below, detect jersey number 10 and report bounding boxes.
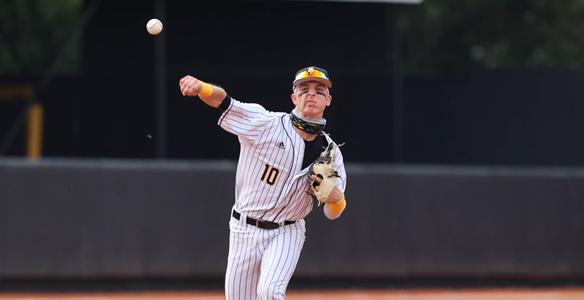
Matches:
[260,164,280,185]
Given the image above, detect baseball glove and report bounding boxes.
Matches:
[308,142,340,206]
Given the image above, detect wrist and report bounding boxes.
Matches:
[324,195,346,220]
[198,81,214,98]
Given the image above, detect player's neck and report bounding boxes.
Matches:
[290,109,326,139]
[293,126,318,141]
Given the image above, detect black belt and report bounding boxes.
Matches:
[232,210,295,230]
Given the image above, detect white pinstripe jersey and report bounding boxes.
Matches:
[218,97,347,223]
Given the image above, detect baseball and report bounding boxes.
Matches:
[146,18,163,35]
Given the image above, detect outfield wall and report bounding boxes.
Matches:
[1,159,583,280]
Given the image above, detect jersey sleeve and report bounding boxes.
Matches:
[217,97,271,145]
[334,149,347,193]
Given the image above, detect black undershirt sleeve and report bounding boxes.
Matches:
[217,95,232,112]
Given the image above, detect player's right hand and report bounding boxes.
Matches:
[179,75,201,96]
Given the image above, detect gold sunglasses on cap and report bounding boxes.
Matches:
[293,66,332,89]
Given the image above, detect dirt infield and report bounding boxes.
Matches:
[1,288,584,300]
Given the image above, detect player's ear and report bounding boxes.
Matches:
[326,94,332,106]
[291,93,298,105]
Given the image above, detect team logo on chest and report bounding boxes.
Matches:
[275,141,286,150]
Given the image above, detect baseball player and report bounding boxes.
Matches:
[179,66,347,300]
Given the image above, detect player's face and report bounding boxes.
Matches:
[291,81,332,118]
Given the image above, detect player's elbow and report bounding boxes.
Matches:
[323,197,346,220]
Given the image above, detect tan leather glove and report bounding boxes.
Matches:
[308,142,340,206]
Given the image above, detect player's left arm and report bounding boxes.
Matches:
[323,150,347,220]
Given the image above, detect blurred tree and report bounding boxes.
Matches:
[400,0,584,72]
[0,0,81,75]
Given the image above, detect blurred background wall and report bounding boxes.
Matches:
[2,0,584,165]
[1,0,584,289]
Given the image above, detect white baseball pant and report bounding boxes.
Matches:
[225,213,306,300]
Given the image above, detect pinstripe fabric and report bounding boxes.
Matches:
[225,216,306,300]
[219,97,346,300]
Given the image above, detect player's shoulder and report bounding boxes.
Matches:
[232,98,276,113]
[230,98,286,123]
[230,98,265,113]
